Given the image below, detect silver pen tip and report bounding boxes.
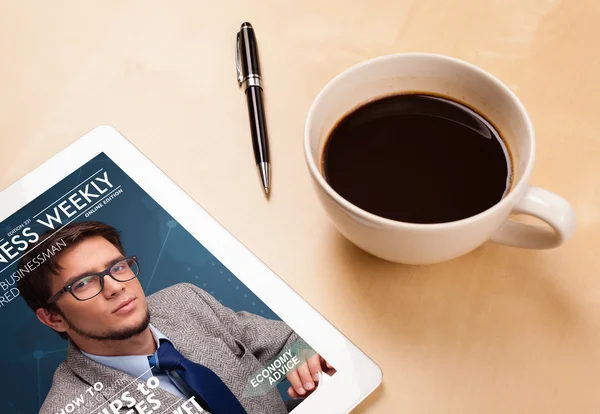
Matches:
[258,162,270,198]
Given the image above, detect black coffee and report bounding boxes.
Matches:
[322,93,512,224]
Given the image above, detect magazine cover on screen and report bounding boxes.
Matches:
[0,153,336,414]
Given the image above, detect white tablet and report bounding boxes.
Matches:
[0,125,381,414]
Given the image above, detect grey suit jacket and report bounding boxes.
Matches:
[39,283,299,414]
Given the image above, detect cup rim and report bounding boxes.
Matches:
[303,52,536,230]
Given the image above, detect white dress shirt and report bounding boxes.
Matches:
[82,324,189,400]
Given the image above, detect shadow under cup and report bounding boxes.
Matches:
[304,53,538,264]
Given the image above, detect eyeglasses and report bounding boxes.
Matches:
[46,256,140,305]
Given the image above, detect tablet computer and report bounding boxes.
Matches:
[0,125,381,414]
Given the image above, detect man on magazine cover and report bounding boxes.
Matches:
[17,221,334,414]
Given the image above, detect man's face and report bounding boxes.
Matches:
[45,236,149,341]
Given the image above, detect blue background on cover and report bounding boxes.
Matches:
[0,153,293,413]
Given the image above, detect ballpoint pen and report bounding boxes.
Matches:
[236,22,271,197]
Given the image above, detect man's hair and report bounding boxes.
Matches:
[17,221,125,338]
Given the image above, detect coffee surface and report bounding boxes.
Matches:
[322,93,512,224]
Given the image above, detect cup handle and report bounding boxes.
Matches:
[490,186,576,249]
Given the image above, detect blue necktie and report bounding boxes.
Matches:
[157,340,247,414]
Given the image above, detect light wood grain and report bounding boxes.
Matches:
[1,1,599,412]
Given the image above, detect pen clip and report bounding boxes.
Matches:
[235,30,243,86]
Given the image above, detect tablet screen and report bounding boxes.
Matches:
[0,152,336,414]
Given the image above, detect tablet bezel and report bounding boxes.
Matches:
[0,125,382,413]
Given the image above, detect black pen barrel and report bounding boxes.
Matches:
[240,23,261,78]
[245,86,269,165]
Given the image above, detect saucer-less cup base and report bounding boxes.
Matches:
[304,53,576,264]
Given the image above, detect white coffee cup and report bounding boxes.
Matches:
[304,53,576,265]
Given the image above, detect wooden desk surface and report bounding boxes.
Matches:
[1,1,599,412]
